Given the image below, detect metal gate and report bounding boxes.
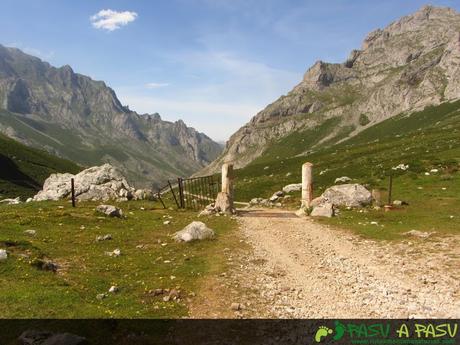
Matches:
[169,175,221,210]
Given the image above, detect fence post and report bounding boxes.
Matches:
[168,180,180,209]
[177,178,185,209]
[215,163,234,214]
[388,174,393,205]
[301,162,313,208]
[71,178,76,208]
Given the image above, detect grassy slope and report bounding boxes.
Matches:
[0,133,81,199]
[235,100,460,239]
[0,199,237,319]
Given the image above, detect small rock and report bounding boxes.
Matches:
[0,197,21,205]
[96,293,107,300]
[153,288,163,296]
[393,200,408,206]
[26,198,33,203]
[334,176,352,184]
[108,285,119,293]
[404,230,432,238]
[24,229,36,236]
[163,295,171,302]
[231,302,242,311]
[310,203,334,218]
[163,220,171,225]
[0,249,7,261]
[282,183,302,194]
[96,205,123,218]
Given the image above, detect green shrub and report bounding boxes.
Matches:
[359,114,371,126]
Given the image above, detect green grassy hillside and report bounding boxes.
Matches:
[234,100,460,239]
[0,133,81,199]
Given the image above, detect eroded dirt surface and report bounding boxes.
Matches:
[191,209,460,318]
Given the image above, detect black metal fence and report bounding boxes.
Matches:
[165,175,220,210]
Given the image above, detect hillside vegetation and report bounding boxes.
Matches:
[0,132,81,199]
[234,100,460,239]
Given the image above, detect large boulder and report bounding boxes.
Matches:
[173,221,215,242]
[313,184,372,208]
[33,164,135,202]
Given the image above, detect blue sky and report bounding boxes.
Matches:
[1,0,459,141]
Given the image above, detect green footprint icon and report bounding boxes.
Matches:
[314,326,333,343]
[333,321,346,341]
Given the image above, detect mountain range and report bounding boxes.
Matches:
[0,45,222,188]
[203,5,460,174]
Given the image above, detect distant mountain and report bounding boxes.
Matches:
[0,132,81,199]
[203,5,460,173]
[0,45,222,188]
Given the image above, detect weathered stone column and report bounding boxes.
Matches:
[301,162,313,208]
[215,163,234,214]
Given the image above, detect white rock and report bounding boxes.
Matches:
[24,230,36,236]
[0,249,7,260]
[96,205,123,218]
[109,285,119,293]
[404,230,432,238]
[163,220,171,225]
[33,164,135,202]
[173,221,215,242]
[310,203,334,217]
[334,176,352,184]
[314,184,372,208]
[26,198,33,203]
[282,183,302,194]
[0,197,21,205]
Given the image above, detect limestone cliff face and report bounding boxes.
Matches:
[203,6,460,173]
[0,45,222,187]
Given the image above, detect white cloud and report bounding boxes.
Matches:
[90,9,137,31]
[145,82,170,89]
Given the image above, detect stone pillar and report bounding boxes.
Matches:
[221,163,234,195]
[301,162,313,208]
[215,163,234,214]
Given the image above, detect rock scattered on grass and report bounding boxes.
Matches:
[310,203,334,218]
[30,259,58,272]
[96,205,123,218]
[96,293,107,300]
[0,249,7,261]
[173,221,215,242]
[404,230,432,238]
[282,183,302,194]
[334,176,352,184]
[96,234,112,242]
[108,285,119,293]
[0,197,21,205]
[24,229,36,236]
[106,248,121,257]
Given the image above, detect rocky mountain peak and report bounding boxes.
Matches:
[202,5,460,174]
[0,44,222,187]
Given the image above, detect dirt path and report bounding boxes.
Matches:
[191,209,460,318]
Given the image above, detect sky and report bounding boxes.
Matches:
[1,0,459,142]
